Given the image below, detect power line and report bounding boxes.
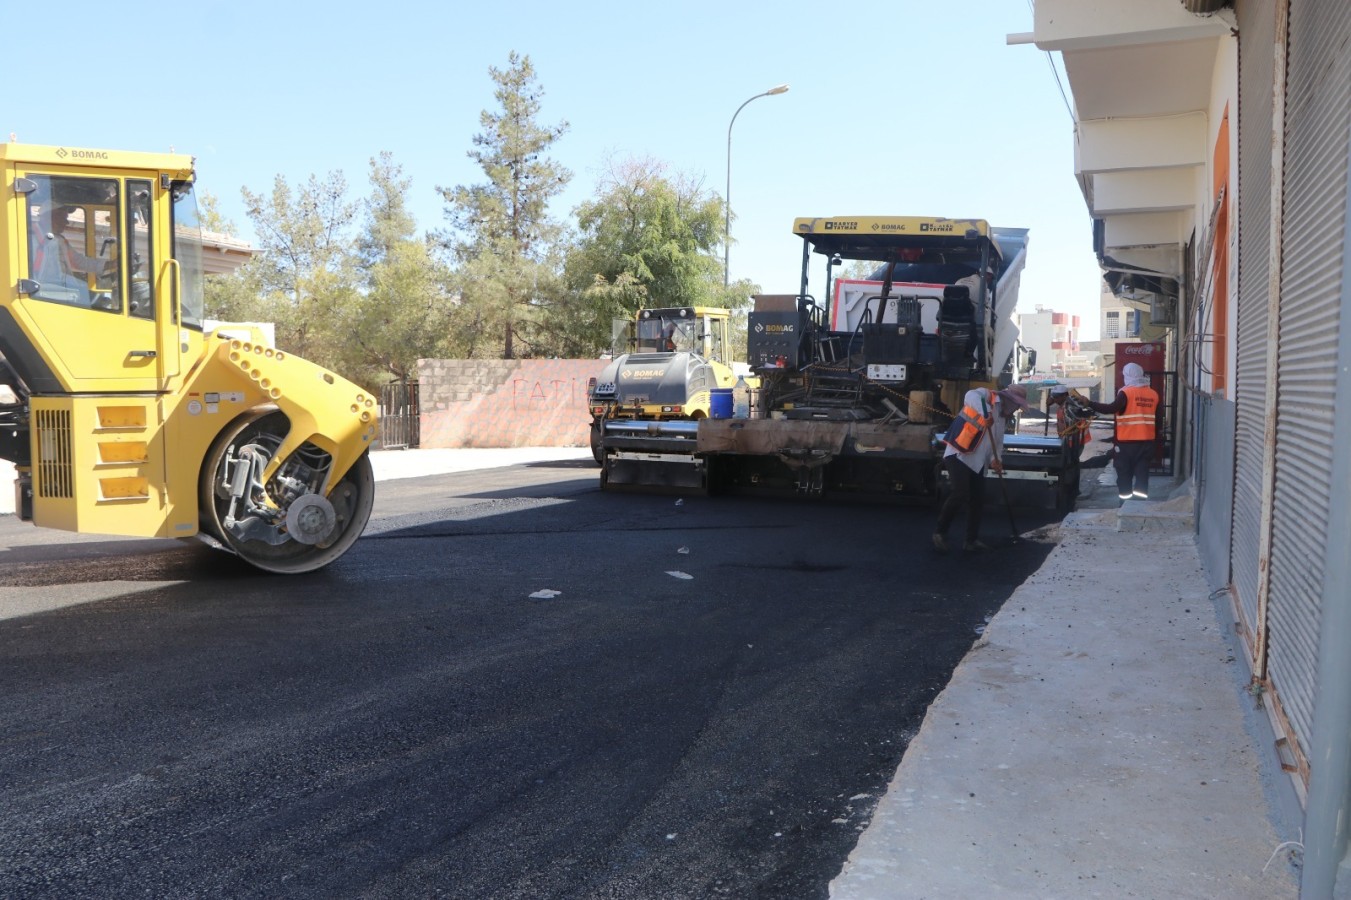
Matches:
[1044,51,1076,123]
[1025,0,1076,123]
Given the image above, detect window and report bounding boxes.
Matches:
[126,180,155,320]
[170,181,206,330]
[703,314,726,364]
[1105,311,1120,339]
[24,175,122,313]
[1126,310,1141,337]
[611,317,631,356]
[637,311,693,352]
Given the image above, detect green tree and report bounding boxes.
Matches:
[553,157,727,354]
[437,51,570,359]
[717,278,760,363]
[198,190,231,234]
[240,172,358,363]
[330,153,453,385]
[200,191,267,325]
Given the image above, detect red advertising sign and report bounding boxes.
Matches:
[1113,341,1167,390]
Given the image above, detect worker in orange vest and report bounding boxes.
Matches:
[32,205,116,304]
[1083,362,1160,501]
[933,383,1029,553]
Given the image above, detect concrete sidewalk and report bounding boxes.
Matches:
[829,481,1300,898]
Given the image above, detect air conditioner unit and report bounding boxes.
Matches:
[1150,295,1177,326]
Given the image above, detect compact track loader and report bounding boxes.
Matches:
[0,142,376,573]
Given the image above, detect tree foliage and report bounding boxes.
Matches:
[198,50,775,385]
[437,51,571,359]
[237,172,358,361]
[331,153,454,385]
[201,192,267,326]
[555,157,727,354]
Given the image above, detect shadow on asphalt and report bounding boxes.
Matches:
[0,539,258,586]
[523,458,597,470]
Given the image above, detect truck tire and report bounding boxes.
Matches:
[590,420,604,467]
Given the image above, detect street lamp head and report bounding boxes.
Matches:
[724,83,790,287]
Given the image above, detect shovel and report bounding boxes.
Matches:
[995,466,1020,543]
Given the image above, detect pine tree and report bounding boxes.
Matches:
[337,153,452,385]
[437,51,571,359]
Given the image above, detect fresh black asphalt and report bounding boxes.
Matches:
[0,460,1060,898]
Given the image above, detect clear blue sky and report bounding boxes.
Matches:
[12,0,1103,339]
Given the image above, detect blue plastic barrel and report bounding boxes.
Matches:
[710,388,734,419]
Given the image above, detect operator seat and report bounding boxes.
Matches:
[938,285,977,372]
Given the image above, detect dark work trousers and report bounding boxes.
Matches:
[1115,441,1153,499]
[936,456,986,542]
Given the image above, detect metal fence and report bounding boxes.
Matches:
[377,381,420,450]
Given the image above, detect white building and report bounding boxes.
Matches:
[1025,0,1351,892]
[1015,304,1099,378]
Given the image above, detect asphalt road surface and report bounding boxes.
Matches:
[0,459,1062,899]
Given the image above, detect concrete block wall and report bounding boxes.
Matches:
[416,358,607,449]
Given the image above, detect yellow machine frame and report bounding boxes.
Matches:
[0,142,376,571]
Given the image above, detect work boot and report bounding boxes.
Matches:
[931,533,949,554]
[963,539,991,552]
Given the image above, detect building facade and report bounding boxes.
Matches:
[1029,1,1350,893]
[1016,304,1087,377]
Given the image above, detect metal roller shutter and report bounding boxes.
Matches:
[1231,0,1276,647]
[1270,0,1350,763]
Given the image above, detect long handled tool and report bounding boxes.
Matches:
[995,467,1020,543]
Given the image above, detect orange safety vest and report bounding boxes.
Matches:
[1116,385,1158,441]
[943,400,992,453]
[1056,407,1091,445]
[33,234,52,271]
[33,233,75,276]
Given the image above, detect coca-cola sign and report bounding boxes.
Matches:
[1114,341,1166,391]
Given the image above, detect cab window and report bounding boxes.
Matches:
[126,180,155,320]
[170,180,206,331]
[704,315,726,364]
[24,175,122,313]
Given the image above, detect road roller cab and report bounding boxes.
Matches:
[0,141,377,573]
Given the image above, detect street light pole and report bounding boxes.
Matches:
[725,83,789,287]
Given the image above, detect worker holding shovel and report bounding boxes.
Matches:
[933,384,1029,553]
[1079,362,1160,502]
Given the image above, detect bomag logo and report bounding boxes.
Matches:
[622,368,666,379]
[55,148,109,160]
[765,324,794,333]
[824,221,858,230]
[874,223,910,232]
[920,222,955,233]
